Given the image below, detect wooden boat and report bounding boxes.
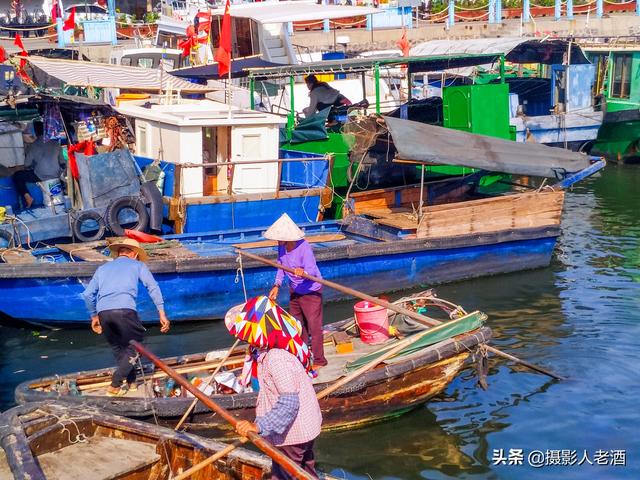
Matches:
[0,140,604,325]
[0,401,273,480]
[15,293,492,437]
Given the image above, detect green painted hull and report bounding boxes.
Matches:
[592,110,640,163]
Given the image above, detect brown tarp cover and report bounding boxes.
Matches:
[385,116,592,178]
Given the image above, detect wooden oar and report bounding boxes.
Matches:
[237,250,566,381]
[131,341,315,480]
[174,338,241,431]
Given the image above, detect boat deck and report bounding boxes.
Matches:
[38,436,160,480]
[85,329,402,398]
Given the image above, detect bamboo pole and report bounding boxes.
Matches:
[174,338,241,431]
[237,250,566,381]
[131,341,315,480]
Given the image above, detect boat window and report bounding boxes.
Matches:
[120,57,132,66]
[611,54,632,99]
[137,124,149,157]
[161,58,175,70]
[138,58,154,69]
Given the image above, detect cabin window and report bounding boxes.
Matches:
[137,124,149,157]
[138,58,154,69]
[211,18,259,58]
[611,54,632,99]
[120,57,132,66]
[161,58,175,70]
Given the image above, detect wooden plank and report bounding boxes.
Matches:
[55,243,110,262]
[0,249,37,265]
[416,190,564,239]
[234,233,346,250]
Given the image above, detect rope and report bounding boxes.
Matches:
[235,254,249,302]
[455,3,490,11]
[48,413,88,445]
[604,0,634,4]
[329,18,367,27]
[0,22,55,31]
[454,11,490,19]
[293,20,325,27]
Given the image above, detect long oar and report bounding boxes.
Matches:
[131,341,315,480]
[237,250,566,381]
[174,338,241,431]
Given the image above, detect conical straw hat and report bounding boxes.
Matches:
[263,213,305,242]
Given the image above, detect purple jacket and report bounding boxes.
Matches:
[274,240,322,295]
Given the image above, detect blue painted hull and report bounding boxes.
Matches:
[0,234,557,325]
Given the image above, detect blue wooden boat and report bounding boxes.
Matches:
[0,122,605,326]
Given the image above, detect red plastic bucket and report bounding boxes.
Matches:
[354,300,389,345]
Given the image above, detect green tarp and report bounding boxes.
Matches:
[289,108,330,144]
[346,311,486,371]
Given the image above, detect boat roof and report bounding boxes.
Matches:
[212,1,380,23]
[412,38,590,65]
[24,56,214,93]
[116,99,287,127]
[171,55,283,80]
[246,53,502,79]
[385,117,593,178]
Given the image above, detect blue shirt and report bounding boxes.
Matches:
[83,256,164,316]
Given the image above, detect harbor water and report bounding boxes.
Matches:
[1,164,639,479]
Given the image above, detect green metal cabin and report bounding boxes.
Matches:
[589,48,640,163]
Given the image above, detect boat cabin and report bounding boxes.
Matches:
[411,38,601,149]
[583,44,640,162]
[110,47,185,71]
[156,0,379,66]
[116,99,286,198]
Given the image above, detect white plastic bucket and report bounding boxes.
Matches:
[38,179,64,206]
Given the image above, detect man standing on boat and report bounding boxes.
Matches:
[83,238,170,396]
[267,213,328,369]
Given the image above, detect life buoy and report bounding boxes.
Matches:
[105,196,149,236]
[71,210,106,243]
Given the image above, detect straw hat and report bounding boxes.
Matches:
[263,213,305,242]
[108,238,149,262]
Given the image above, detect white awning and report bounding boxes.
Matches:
[217,1,380,23]
[25,56,214,92]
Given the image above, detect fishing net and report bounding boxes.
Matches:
[341,114,386,158]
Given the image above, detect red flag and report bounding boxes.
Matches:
[63,7,75,32]
[13,33,25,52]
[0,46,6,63]
[396,28,410,57]
[214,0,232,78]
[51,0,58,22]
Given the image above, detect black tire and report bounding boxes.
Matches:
[71,210,106,243]
[105,196,149,236]
[0,228,14,248]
